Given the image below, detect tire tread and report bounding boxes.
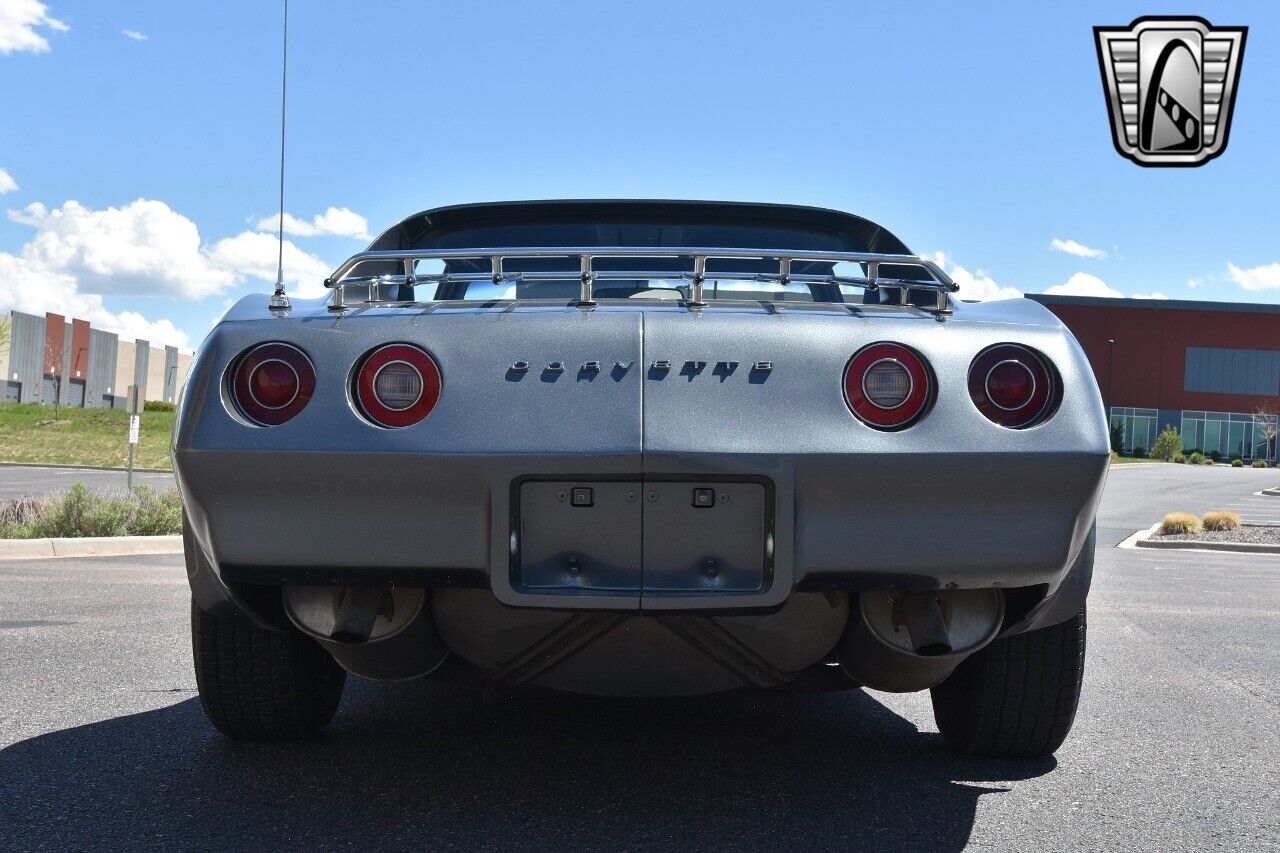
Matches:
[191,600,345,739]
[931,607,1086,758]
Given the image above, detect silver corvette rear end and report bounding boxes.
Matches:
[178,201,1106,755]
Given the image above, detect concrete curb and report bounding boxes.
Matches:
[0,461,173,474]
[1117,524,1161,549]
[0,535,182,561]
[1121,523,1280,555]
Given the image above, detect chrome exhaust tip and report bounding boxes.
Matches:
[838,588,1003,692]
[900,592,954,657]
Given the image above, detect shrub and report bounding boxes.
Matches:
[1252,459,1270,468]
[1109,422,1125,454]
[129,485,184,536]
[143,400,176,412]
[30,483,126,537]
[1150,426,1182,461]
[1210,450,1222,462]
[1160,512,1200,535]
[1202,510,1241,532]
[1188,452,1206,465]
[0,483,183,539]
[1131,446,1146,458]
[1173,453,1187,464]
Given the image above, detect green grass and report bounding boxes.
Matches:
[1109,453,1165,465]
[0,482,182,538]
[0,403,174,470]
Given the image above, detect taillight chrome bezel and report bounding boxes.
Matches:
[968,343,1060,429]
[843,342,934,430]
[229,342,315,426]
[354,343,442,428]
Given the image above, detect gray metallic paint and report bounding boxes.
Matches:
[176,293,1108,623]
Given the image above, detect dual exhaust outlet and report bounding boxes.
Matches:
[283,583,1004,693]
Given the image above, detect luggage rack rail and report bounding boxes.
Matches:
[320,246,959,316]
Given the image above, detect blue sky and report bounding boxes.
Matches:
[1,0,1277,349]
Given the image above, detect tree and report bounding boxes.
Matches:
[1109,421,1125,454]
[43,328,63,420]
[1150,425,1182,462]
[0,316,10,352]
[1254,403,1279,462]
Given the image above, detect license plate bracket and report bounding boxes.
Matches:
[641,481,770,593]
[515,481,642,593]
[511,478,773,598]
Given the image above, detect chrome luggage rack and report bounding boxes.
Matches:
[320,247,959,317]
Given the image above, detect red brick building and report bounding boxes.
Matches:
[1029,295,1280,461]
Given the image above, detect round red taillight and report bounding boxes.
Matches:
[231,343,314,426]
[844,343,933,430]
[355,344,442,428]
[969,344,1057,429]
[250,360,299,409]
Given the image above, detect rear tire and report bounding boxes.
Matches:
[930,607,1086,758]
[191,599,346,739]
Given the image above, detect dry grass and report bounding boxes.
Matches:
[0,403,174,470]
[1201,510,1242,532]
[0,483,182,538]
[1159,512,1201,535]
[0,496,42,532]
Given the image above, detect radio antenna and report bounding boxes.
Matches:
[268,0,291,311]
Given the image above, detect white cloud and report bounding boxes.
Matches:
[1049,238,1107,260]
[0,0,68,54]
[1,196,335,348]
[926,251,1022,301]
[1226,261,1280,292]
[0,252,191,348]
[9,199,236,299]
[122,29,146,41]
[1131,292,1168,300]
[99,311,189,348]
[256,206,371,241]
[0,167,16,194]
[1043,272,1124,298]
[207,230,332,298]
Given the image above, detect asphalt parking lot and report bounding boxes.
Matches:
[0,464,175,500]
[0,465,1277,851]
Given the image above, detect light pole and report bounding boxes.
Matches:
[1105,338,1117,452]
[1105,339,1115,417]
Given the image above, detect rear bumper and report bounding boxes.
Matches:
[175,447,1107,614]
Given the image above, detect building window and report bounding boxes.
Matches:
[1184,347,1280,396]
[1204,419,1222,456]
[1228,422,1246,458]
[1109,407,1158,452]
[1179,410,1274,460]
[1180,415,1201,451]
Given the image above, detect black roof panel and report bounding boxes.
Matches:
[370,199,912,255]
